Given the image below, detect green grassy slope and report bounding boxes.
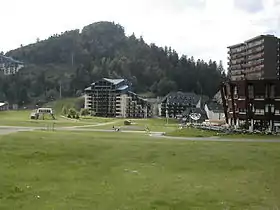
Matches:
[0,131,280,209]
[0,110,113,127]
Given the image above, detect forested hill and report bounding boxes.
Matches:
[2,21,226,105]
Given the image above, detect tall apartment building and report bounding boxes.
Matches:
[221,35,280,131]
[84,78,151,118]
[0,55,24,75]
[228,35,280,81]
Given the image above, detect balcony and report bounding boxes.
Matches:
[247,53,264,61]
[246,59,264,68]
[245,64,264,72]
[247,46,264,55]
[230,70,244,76]
[230,52,246,59]
[229,64,242,71]
[247,39,264,49]
[228,46,246,55]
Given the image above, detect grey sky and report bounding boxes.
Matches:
[1,0,280,68]
[234,0,264,13]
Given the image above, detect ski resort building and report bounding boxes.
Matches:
[159,92,203,118]
[84,78,151,118]
[0,55,24,75]
[221,34,280,131]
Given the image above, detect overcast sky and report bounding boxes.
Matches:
[1,0,280,67]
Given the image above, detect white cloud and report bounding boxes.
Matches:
[1,0,279,69]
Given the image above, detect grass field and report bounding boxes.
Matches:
[0,110,179,132]
[1,131,280,209]
[92,118,179,132]
[0,111,116,128]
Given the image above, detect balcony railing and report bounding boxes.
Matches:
[230,52,246,59]
[247,46,264,55]
[247,53,264,61]
[247,39,264,49]
[228,47,246,54]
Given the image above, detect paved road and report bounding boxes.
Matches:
[1,125,280,143]
[0,126,35,135]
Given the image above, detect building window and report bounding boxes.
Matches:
[270,85,275,99]
[248,85,254,99]
[265,104,275,113]
[255,109,264,114]
[271,105,275,113]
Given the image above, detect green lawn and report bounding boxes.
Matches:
[0,111,115,127]
[1,131,280,209]
[92,118,179,132]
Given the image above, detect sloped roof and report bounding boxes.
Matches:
[117,85,129,91]
[85,87,91,91]
[0,55,23,64]
[162,92,200,106]
[0,102,7,107]
[103,78,124,85]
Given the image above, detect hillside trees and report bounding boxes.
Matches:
[1,21,225,105]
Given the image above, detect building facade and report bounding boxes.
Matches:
[204,101,225,121]
[228,35,280,81]
[85,78,151,118]
[0,55,24,75]
[160,92,202,118]
[221,79,280,131]
[222,34,280,131]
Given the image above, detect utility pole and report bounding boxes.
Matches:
[59,81,62,99]
[166,98,169,125]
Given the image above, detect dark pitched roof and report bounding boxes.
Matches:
[162,92,200,106]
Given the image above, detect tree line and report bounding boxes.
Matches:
[0,21,226,106]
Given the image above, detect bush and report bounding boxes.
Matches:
[80,108,90,116]
[68,108,77,118]
[67,114,72,118]
[75,114,80,119]
[124,120,132,125]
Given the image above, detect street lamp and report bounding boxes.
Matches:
[166,98,169,125]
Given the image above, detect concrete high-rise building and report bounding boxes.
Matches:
[228,35,280,81]
[221,35,280,131]
[84,78,151,118]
